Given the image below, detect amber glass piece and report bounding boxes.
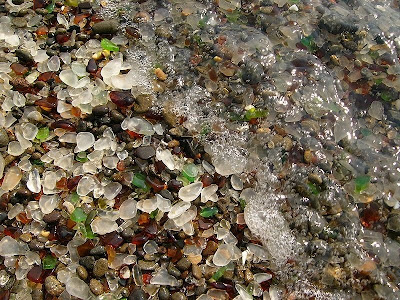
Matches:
[50,120,76,132]
[109,91,135,107]
[10,63,28,75]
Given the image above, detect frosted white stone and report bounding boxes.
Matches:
[119,199,137,220]
[155,148,175,170]
[143,240,158,255]
[71,61,88,77]
[60,69,78,87]
[150,268,179,286]
[230,175,243,190]
[104,182,122,200]
[1,166,22,191]
[47,56,60,71]
[137,197,157,213]
[156,194,171,212]
[0,236,27,256]
[167,201,191,219]
[27,169,41,193]
[91,217,118,235]
[173,206,196,226]
[200,184,218,203]
[76,132,95,151]
[212,243,233,266]
[66,277,90,299]
[178,182,203,202]
[101,58,122,78]
[121,117,155,136]
[7,141,24,156]
[22,123,38,140]
[39,195,59,214]
[368,101,384,120]
[77,176,97,196]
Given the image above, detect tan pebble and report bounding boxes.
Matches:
[155,68,168,81]
[92,52,103,60]
[388,130,397,139]
[192,264,202,279]
[167,140,180,148]
[40,230,50,238]
[101,50,111,58]
[90,279,104,296]
[188,254,202,265]
[308,173,322,185]
[244,269,254,283]
[304,149,312,163]
[76,265,88,280]
[19,233,32,243]
[283,136,293,151]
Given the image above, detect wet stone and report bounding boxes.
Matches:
[138,260,158,271]
[136,146,156,160]
[42,210,61,223]
[159,286,170,300]
[92,105,109,116]
[90,245,106,256]
[168,263,181,277]
[128,289,147,300]
[12,17,27,28]
[171,292,187,300]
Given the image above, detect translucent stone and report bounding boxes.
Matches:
[77,176,97,196]
[22,123,38,140]
[101,58,122,78]
[137,197,157,213]
[8,203,23,219]
[55,153,74,170]
[173,206,196,227]
[111,74,133,90]
[1,166,22,191]
[156,194,172,212]
[91,217,118,235]
[230,175,243,190]
[94,137,111,150]
[178,182,203,202]
[47,56,60,71]
[0,236,27,256]
[236,284,253,300]
[13,92,26,107]
[150,268,179,286]
[119,199,137,220]
[60,69,78,87]
[254,273,272,283]
[39,195,59,214]
[121,117,155,136]
[27,169,41,193]
[212,243,233,266]
[43,171,57,191]
[7,141,24,156]
[103,182,122,200]
[201,184,218,203]
[103,156,119,169]
[368,101,384,120]
[66,277,90,299]
[71,61,88,77]
[213,155,246,176]
[0,155,4,179]
[59,52,71,64]
[143,240,158,255]
[34,50,49,63]
[155,148,175,170]
[167,201,191,219]
[76,132,95,151]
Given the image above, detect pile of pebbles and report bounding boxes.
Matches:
[0,0,400,299]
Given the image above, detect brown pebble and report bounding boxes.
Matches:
[304,149,313,164]
[155,68,167,81]
[93,258,109,277]
[192,264,202,279]
[45,276,65,296]
[168,140,180,148]
[90,279,104,295]
[203,240,219,256]
[76,265,88,280]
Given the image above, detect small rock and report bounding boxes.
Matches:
[93,258,109,277]
[134,94,153,113]
[167,263,181,277]
[136,146,155,160]
[0,128,9,147]
[90,245,106,256]
[76,265,88,280]
[92,20,119,34]
[159,286,170,300]
[176,257,191,271]
[137,260,158,271]
[92,105,109,116]
[12,17,27,28]
[192,264,202,279]
[45,276,65,296]
[42,211,61,223]
[388,215,400,232]
[171,292,187,300]
[89,279,104,296]
[128,288,147,300]
[15,49,34,65]
[203,240,218,255]
[79,256,95,270]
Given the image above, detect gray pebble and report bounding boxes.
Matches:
[90,245,106,256]
[92,20,118,34]
[128,289,147,300]
[135,146,155,160]
[158,286,170,300]
[0,128,9,147]
[167,262,181,277]
[76,265,88,280]
[137,260,158,271]
[171,292,187,300]
[79,256,95,270]
[12,17,27,28]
